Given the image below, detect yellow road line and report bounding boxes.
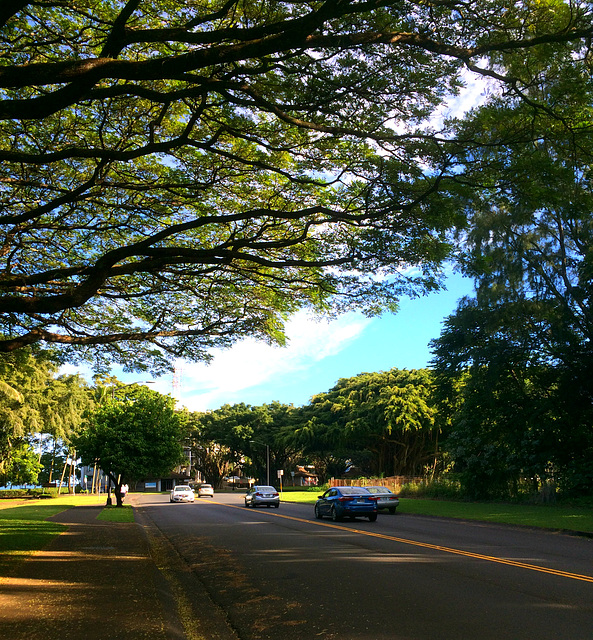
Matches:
[211,500,593,584]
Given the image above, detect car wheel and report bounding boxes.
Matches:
[274,503,279,508]
[244,500,249,507]
[368,513,377,522]
[331,506,342,522]
[314,504,323,519]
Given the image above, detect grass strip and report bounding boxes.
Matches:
[400,499,593,533]
[281,491,593,534]
[0,494,111,572]
[97,505,135,523]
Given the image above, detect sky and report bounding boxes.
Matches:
[105,269,473,412]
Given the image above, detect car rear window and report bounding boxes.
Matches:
[339,487,370,495]
[257,486,276,492]
[175,486,191,490]
[368,487,391,494]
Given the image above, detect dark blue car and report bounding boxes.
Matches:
[314,486,378,522]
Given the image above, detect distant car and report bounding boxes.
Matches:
[314,486,377,522]
[198,483,214,498]
[245,485,280,508]
[170,485,195,503]
[365,486,400,513]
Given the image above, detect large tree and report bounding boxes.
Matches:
[430,33,593,497]
[1,1,591,372]
[0,441,43,487]
[189,401,299,486]
[431,302,564,499]
[75,385,186,505]
[296,368,440,476]
[0,347,90,477]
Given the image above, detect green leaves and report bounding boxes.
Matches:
[1,1,591,369]
[299,368,440,476]
[75,386,185,482]
[429,34,593,497]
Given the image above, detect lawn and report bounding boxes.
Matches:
[97,504,135,522]
[0,494,130,572]
[281,490,593,534]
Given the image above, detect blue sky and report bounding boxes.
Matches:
[137,269,474,412]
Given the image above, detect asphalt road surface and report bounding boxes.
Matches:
[135,492,593,640]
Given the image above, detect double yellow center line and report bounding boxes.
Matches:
[215,500,593,584]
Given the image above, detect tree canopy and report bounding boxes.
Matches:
[189,400,300,486]
[74,385,186,504]
[1,1,591,372]
[0,346,91,481]
[294,368,440,477]
[430,36,593,497]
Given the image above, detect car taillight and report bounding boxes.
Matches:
[338,496,354,502]
[255,492,262,496]
[367,496,378,501]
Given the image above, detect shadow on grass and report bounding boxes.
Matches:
[0,504,77,570]
[0,519,66,553]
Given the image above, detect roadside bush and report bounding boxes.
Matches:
[0,488,55,499]
[399,477,465,500]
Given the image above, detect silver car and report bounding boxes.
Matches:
[365,486,400,513]
[197,483,214,498]
[245,485,280,508]
[170,485,195,503]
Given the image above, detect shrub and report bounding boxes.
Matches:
[399,477,465,500]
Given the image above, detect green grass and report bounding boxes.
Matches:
[281,489,323,504]
[281,490,593,534]
[97,505,135,522]
[0,494,121,572]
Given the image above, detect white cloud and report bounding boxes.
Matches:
[57,310,372,412]
[175,310,372,412]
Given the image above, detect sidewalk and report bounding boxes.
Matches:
[0,499,238,640]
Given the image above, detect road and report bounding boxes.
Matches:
[134,492,593,640]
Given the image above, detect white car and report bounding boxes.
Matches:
[365,486,400,513]
[170,485,195,503]
[198,483,214,498]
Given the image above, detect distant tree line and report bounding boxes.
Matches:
[188,363,593,501]
[0,359,186,506]
[1,346,592,502]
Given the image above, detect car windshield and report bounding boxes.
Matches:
[201,485,212,488]
[338,487,370,495]
[174,486,191,491]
